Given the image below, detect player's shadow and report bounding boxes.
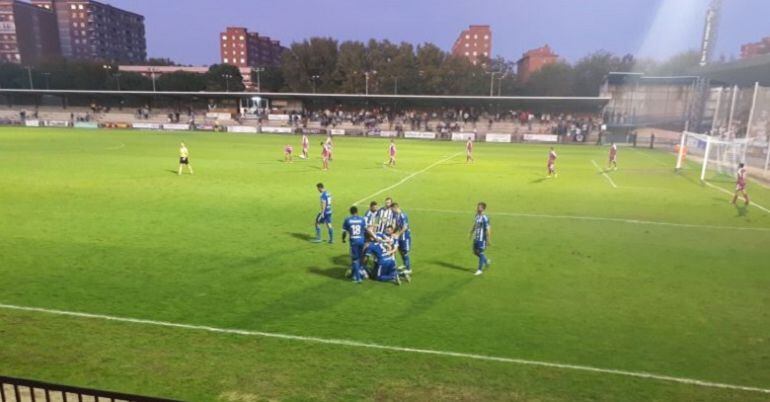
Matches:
[431,260,469,272]
[331,255,350,266]
[734,205,749,217]
[308,266,348,281]
[530,177,547,184]
[165,169,178,174]
[287,232,314,241]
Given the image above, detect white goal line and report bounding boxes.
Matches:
[353,152,462,206]
[703,181,770,214]
[591,160,618,188]
[0,303,768,395]
[411,208,770,232]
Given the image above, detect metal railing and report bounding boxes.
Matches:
[0,376,180,402]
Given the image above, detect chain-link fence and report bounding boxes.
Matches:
[601,75,696,130]
[705,83,770,175]
[746,85,770,173]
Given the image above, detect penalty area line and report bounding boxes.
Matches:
[703,181,770,214]
[353,152,462,205]
[0,303,768,395]
[411,208,770,232]
[591,160,618,188]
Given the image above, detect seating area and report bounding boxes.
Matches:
[1,104,603,144]
[256,107,602,138]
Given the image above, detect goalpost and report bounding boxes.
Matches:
[676,131,750,181]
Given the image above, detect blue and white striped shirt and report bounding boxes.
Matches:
[472,214,490,242]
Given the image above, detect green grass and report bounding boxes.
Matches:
[0,127,769,402]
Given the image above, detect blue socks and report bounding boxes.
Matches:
[478,253,487,271]
[314,227,333,242]
[352,261,361,282]
[403,254,411,270]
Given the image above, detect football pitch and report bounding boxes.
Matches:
[1,127,769,401]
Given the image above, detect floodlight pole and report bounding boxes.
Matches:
[310,75,320,93]
[364,71,376,95]
[150,68,157,92]
[26,67,34,89]
[42,72,51,90]
[489,72,499,97]
[254,67,265,92]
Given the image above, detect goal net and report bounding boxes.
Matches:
[675,131,750,181]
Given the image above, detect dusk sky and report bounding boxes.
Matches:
[107,0,770,66]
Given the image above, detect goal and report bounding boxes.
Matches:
[675,131,749,181]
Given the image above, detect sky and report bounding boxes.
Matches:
[106,0,770,66]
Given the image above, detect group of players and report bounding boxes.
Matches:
[313,181,493,284]
[282,134,478,170]
[313,183,415,284]
[284,135,334,169]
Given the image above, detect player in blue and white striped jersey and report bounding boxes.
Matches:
[375,197,396,233]
[364,201,377,230]
[313,183,333,243]
[392,203,412,274]
[470,202,491,276]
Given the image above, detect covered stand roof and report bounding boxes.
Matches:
[691,54,770,87]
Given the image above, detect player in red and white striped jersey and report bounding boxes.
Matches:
[608,143,618,170]
[732,163,750,206]
[466,137,474,163]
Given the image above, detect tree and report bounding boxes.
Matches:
[158,71,206,92]
[524,62,575,96]
[41,61,111,90]
[415,43,446,94]
[386,42,419,94]
[488,56,520,96]
[116,72,153,91]
[572,51,634,96]
[146,58,177,66]
[651,50,701,76]
[0,63,29,89]
[334,41,367,93]
[437,55,487,95]
[281,37,339,92]
[206,64,244,92]
[253,67,284,92]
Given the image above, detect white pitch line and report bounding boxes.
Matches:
[703,181,770,214]
[104,143,125,151]
[748,177,770,191]
[353,152,462,205]
[0,303,768,395]
[411,208,770,233]
[591,160,618,188]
